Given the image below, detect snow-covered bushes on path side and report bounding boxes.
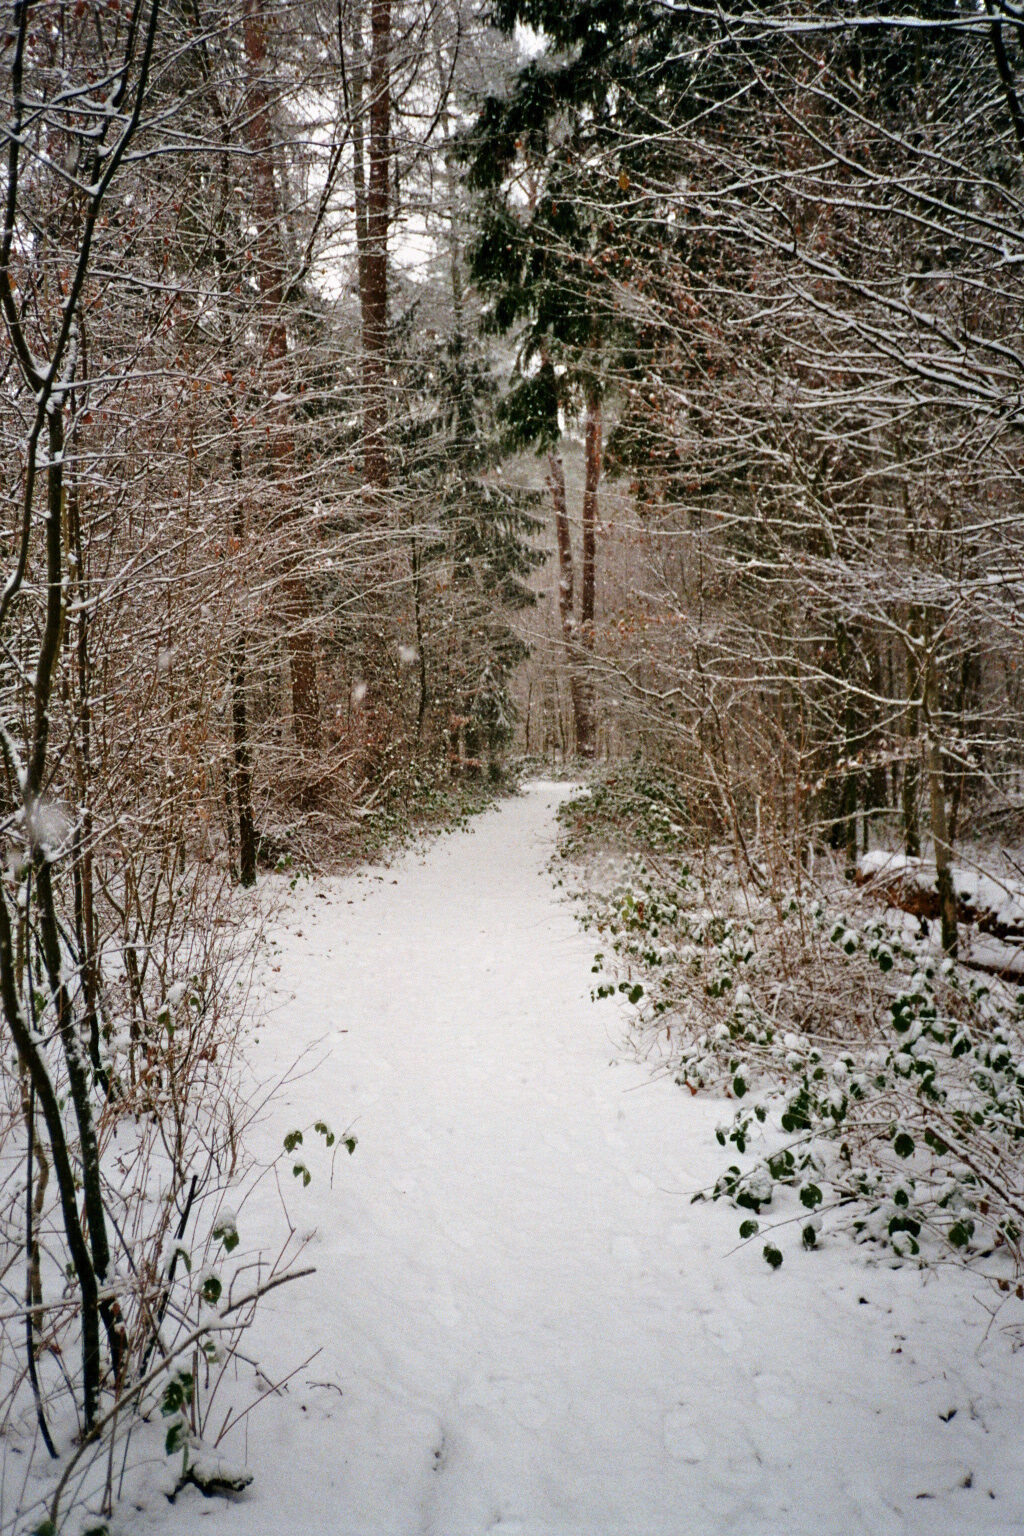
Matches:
[0,867,326,1536]
[556,772,1024,1282]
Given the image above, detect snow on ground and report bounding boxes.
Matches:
[137,782,1024,1536]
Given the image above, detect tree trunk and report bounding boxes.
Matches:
[230,447,258,886]
[903,621,921,858]
[362,0,391,491]
[242,0,320,750]
[546,450,591,756]
[346,1,371,330]
[215,182,260,877]
[579,391,601,760]
[923,646,958,955]
[349,0,392,770]
[66,471,105,1084]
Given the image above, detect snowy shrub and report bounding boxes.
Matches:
[559,774,1024,1281]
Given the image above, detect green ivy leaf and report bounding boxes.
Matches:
[888,1215,921,1238]
[739,1218,759,1239]
[160,1371,194,1417]
[214,1221,239,1254]
[293,1162,311,1187]
[763,1243,783,1270]
[893,1131,915,1158]
[283,1130,303,1154]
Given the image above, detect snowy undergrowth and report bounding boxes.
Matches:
[556,768,1024,1288]
[266,759,515,877]
[0,871,321,1536]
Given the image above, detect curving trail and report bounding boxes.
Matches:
[147,782,1024,1536]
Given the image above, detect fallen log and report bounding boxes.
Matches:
[856,851,1024,943]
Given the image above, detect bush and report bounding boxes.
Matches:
[559,768,1024,1278]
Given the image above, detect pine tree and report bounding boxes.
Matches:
[390,304,546,774]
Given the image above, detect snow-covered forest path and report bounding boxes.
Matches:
[166,783,1024,1536]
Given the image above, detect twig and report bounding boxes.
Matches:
[48,1266,316,1531]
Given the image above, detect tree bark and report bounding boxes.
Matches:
[579,391,601,759]
[923,645,958,955]
[902,631,922,859]
[362,0,391,491]
[229,443,258,885]
[546,450,591,756]
[242,0,320,750]
[346,0,371,329]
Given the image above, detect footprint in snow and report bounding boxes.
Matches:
[611,1234,642,1267]
[428,1294,461,1330]
[753,1372,797,1418]
[508,1391,551,1430]
[663,1407,707,1463]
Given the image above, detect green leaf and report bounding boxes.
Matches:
[763,1243,783,1270]
[739,1218,759,1239]
[801,1224,818,1250]
[732,1075,747,1098]
[165,1420,186,1456]
[344,1135,358,1155]
[948,1219,974,1249]
[799,1184,823,1210]
[283,1130,303,1154]
[314,1120,336,1147]
[161,1371,194,1417]
[893,1132,915,1158]
[214,1221,239,1254]
[201,1274,222,1305]
[293,1162,311,1187]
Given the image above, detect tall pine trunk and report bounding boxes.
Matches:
[546,451,591,756]
[923,639,958,955]
[349,0,393,769]
[362,0,390,492]
[242,0,320,750]
[579,391,601,759]
[902,621,921,858]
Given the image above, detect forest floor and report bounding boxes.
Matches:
[135,781,1024,1536]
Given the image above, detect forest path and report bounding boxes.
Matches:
[159,782,1023,1536]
